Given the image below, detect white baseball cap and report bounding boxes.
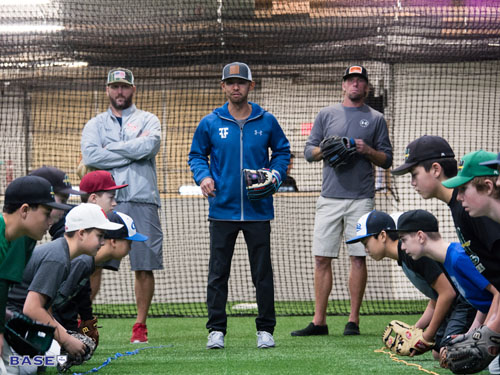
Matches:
[65,203,124,232]
[105,211,148,242]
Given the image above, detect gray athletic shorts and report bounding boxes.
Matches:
[102,202,164,271]
[312,196,373,258]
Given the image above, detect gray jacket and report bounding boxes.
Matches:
[81,104,161,206]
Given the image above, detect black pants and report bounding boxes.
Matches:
[206,220,275,335]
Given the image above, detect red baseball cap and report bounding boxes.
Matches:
[79,170,128,194]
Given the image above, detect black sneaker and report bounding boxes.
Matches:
[291,322,328,336]
[343,322,360,336]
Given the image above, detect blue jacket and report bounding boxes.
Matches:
[188,102,290,221]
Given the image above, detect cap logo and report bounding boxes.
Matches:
[114,71,126,79]
[100,208,108,218]
[63,174,71,187]
[229,65,240,75]
[131,222,136,230]
[356,222,362,233]
[349,66,362,74]
[50,186,55,200]
[404,148,410,162]
[458,159,464,171]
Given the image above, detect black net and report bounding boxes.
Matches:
[1,0,499,318]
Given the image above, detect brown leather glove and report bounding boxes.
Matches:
[78,316,99,347]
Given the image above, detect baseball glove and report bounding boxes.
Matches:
[442,325,500,374]
[4,312,55,357]
[57,331,96,373]
[382,320,434,356]
[78,316,99,347]
[320,136,357,169]
[243,168,282,201]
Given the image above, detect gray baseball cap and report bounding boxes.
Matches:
[222,62,252,81]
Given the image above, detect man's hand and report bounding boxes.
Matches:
[200,177,215,197]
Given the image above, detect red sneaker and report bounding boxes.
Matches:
[130,323,148,343]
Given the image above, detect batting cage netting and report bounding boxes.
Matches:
[1,0,499,318]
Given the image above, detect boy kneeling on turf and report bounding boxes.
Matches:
[52,211,148,343]
[347,210,473,360]
[6,203,123,374]
[397,209,500,365]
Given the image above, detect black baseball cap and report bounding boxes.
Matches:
[346,210,396,244]
[30,166,82,195]
[396,210,439,233]
[222,62,252,82]
[391,135,455,176]
[480,152,500,169]
[343,65,368,82]
[5,176,72,210]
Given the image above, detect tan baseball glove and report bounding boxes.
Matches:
[382,320,434,356]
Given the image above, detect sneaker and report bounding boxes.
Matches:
[291,322,328,336]
[257,331,275,348]
[343,321,360,336]
[130,323,148,343]
[206,331,224,349]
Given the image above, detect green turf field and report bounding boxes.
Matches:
[43,315,489,375]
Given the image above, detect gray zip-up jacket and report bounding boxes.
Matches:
[81,104,161,206]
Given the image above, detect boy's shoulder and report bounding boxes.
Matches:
[30,238,70,265]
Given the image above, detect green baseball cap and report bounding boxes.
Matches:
[442,150,500,188]
[107,68,134,86]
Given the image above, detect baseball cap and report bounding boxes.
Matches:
[346,210,396,244]
[5,176,72,211]
[221,62,252,82]
[107,68,134,86]
[396,210,439,233]
[105,211,148,241]
[79,170,128,194]
[479,152,500,169]
[391,135,455,176]
[442,150,500,189]
[65,203,124,232]
[343,65,368,82]
[30,166,81,195]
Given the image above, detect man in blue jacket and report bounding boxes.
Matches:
[189,62,290,350]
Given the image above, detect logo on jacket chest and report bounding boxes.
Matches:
[359,119,369,128]
[219,127,229,139]
[254,130,263,136]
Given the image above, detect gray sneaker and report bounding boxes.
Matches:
[206,331,224,349]
[257,331,275,348]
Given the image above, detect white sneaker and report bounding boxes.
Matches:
[206,331,224,349]
[489,354,500,374]
[257,331,275,348]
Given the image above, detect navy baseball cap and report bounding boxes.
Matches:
[391,135,455,176]
[105,211,148,242]
[396,210,439,233]
[346,210,396,244]
[480,152,500,169]
[343,65,368,82]
[222,62,252,81]
[30,166,81,195]
[5,175,72,210]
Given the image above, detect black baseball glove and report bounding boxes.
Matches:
[320,136,357,169]
[57,331,97,373]
[4,312,55,357]
[442,325,500,374]
[243,168,282,200]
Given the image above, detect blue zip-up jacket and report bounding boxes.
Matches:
[188,102,290,221]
